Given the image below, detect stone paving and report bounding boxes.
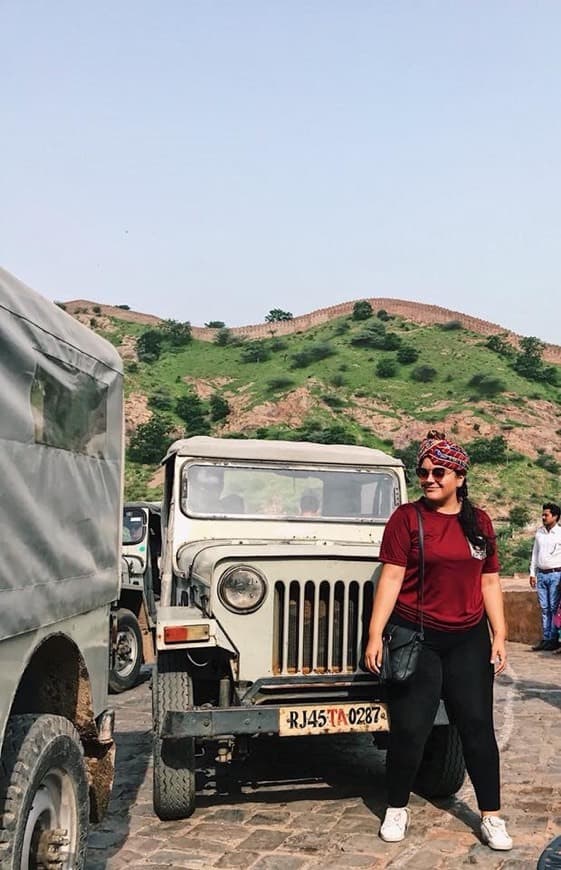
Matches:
[86,642,561,869]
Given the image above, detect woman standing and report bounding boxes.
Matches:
[364,431,512,851]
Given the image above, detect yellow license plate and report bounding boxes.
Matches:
[279,702,389,737]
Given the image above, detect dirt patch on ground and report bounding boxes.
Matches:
[347,395,561,460]
[220,386,316,434]
[119,334,138,360]
[124,393,152,438]
[65,300,161,327]
[72,311,117,332]
[182,376,233,399]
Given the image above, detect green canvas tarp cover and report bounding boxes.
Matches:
[0,268,123,641]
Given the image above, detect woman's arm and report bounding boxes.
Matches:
[364,563,406,673]
[481,571,507,675]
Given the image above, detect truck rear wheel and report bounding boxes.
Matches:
[415,723,466,798]
[109,608,143,693]
[0,713,89,869]
[152,652,196,820]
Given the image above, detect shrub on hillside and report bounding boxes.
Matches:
[161,319,192,347]
[468,373,506,397]
[267,376,295,391]
[270,338,288,352]
[294,420,357,445]
[148,389,174,411]
[93,305,101,314]
[330,373,347,387]
[536,453,560,475]
[440,320,463,331]
[137,329,163,362]
[377,309,391,321]
[393,441,421,481]
[333,319,351,335]
[205,320,225,328]
[376,359,397,378]
[396,346,419,364]
[498,536,533,576]
[321,394,345,408]
[465,435,507,464]
[352,300,373,321]
[290,343,335,368]
[214,328,232,346]
[486,333,513,357]
[240,341,271,363]
[351,322,400,350]
[410,365,437,383]
[127,414,175,464]
[175,392,210,435]
[116,304,130,310]
[210,393,230,422]
[508,506,530,528]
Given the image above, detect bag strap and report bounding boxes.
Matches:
[413,506,425,639]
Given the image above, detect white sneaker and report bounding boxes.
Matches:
[379,806,410,842]
[480,815,513,850]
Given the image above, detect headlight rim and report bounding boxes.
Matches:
[217,564,268,614]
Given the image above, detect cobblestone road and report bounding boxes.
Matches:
[86,642,561,869]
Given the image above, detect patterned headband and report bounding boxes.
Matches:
[417,429,470,473]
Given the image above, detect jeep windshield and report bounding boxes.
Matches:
[182,462,400,521]
[123,507,146,545]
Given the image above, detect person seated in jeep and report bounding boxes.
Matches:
[188,465,245,514]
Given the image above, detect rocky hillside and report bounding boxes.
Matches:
[62,297,561,572]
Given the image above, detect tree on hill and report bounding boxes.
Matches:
[352,300,373,321]
[210,393,230,422]
[175,392,210,436]
[214,327,233,346]
[512,336,545,381]
[128,414,175,464]
[265,308,293,322]
[205,320,226,328]
[396,346,419,364]
[137,329,163,362]
[161,319,192,347]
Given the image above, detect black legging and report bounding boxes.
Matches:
[386,616,500,811]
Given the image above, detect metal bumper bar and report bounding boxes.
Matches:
[160,699,449,739]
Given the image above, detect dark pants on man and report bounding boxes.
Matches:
[386,616,500,811]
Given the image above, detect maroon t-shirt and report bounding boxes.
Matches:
[379,499,499,631]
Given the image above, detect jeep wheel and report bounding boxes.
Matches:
[0,714,89,869]
[152,651,196,820]
[415,723,466,798]
[109,608,143,693]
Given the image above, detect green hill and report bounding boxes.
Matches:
[64,300,561,573]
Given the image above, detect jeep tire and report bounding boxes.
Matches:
[109,608,143,693]
[152,651,196,820]
[0,713,89,869]
[415,723,466,798]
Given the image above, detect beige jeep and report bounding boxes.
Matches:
[152,436,464,819]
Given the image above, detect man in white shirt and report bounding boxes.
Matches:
[529,503,561,650]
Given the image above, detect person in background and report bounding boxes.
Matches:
[529,502,561,651]
[364,430,511,851]
[300,491,321,516]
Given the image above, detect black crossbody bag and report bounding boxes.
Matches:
[380,507,425,684]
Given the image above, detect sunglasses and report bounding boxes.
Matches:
[416,466,451,481]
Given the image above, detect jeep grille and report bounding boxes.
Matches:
[272,579,373,675]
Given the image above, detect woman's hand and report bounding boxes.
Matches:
[364,634,384,674]
[491,636,507,675]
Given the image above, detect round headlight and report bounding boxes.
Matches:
[218,566,267,613]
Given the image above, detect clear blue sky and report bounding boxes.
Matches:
[2,2,560,341]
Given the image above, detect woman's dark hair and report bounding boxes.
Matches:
[457,479,495,555]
